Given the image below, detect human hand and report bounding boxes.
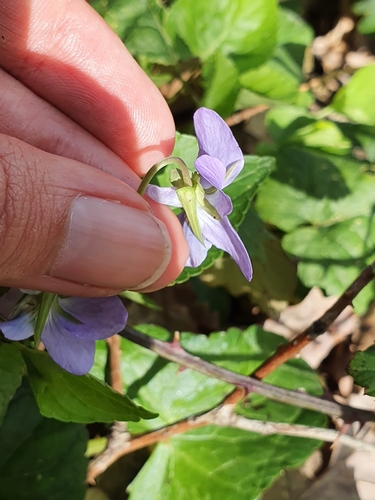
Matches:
[0,0,188,296]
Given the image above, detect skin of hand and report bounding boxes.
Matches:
[0,0,189,297]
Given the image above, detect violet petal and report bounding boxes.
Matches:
[194,155,226,189]
[1,312,34,341]
[146,185,182,208]
[181,217,211,267]
[42,314,95,375]
[199,210,253,281]
[58,296,127,340]
[193,108,244,185]
[206,190,233,218]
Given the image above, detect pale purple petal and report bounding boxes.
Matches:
[1,312,34,340]
[193,108,244,183]
[194,155,226,189]
[42,316,95,375]
[199,210,253,281]
[205,190,233,218]
[58,296,127,340]
[146,185,182,208]
[179,214,211,267]
[223,159,244,187]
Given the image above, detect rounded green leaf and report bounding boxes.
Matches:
[166,0,277,65]
[256,146,375,232]
[349,344,375,396]
[332,65,375,126]
[282,217,375,314]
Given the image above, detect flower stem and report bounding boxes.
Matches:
[34,292,56,346]
[137,156,191,196]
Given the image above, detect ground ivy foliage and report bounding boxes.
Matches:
[93,325,325,499]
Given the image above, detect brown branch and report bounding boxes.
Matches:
[87,418,207,483]
[87,421,130,485]
[194,405,375,452]
[118,326,373,422]
[106,335,123,393]
[225,105,269,127]
[252,261,375,380]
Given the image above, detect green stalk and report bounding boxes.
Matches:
[137,156,191,196]
[34,292,56,346]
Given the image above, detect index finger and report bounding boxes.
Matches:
[0,0,175,176]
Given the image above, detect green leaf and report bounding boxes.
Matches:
[289,121,351,155]
[332,65,375,126]
[256,108,375,313]
[256,146,375,232]
[172,133,199,168]
[19,346,157,423]
[128,418,323,500]
[0,380,88,500]
[120,291,161,311]
[337,122,375,162]
[265,105,314,143]
[201,207,298,312]
[166,0,277,65]
[201,51,239,116]
[239,57,301,104]
[127,443,171,500]
[238,8,313,104]
[349,344,375,395]
[277,7,313,67]
[174,155,275,284]
[92,0,178,65]
[122,326,325,500]
[282,216,375,314]
[264,105,352,154]
[353,0,375,35]
[0,343,25,425]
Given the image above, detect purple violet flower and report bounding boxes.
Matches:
[147,107,253,280]
[0,292,127,375]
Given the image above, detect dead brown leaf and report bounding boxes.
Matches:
[264,287,359,369]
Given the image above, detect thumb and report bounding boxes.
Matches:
[0,135,187,296]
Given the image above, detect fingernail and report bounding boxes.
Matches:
[51,196,171,289]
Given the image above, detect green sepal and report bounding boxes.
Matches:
[34,292,56,346]
[196,186,221,221]
[170,168,191,188]
[176,186,203,243]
